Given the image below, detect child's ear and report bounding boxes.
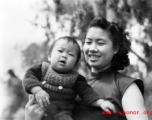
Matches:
[48,55,51,62]
[73,63,78,71]
[74,61,79,68]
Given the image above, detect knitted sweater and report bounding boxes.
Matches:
[42,62,78,95]
[23,62,100,111]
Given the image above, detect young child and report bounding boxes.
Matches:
[22,36,115,120]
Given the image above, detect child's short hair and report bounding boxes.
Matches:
[48,36,81,65]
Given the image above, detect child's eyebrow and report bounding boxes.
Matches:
[69,50,77,55]
[86,38,92,40]
[69,50,76,53]
[57,47,77,54]
[57,47,64,49]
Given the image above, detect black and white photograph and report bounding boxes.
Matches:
[0,0,152,120]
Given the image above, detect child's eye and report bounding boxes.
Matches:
[58,50,63,52]
[85,41,91,45]
[69,53,74,56]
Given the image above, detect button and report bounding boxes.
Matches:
[58,86,63,90]
[42,81,46,85]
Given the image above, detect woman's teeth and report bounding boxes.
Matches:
[90,55,99,58]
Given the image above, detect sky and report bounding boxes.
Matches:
[0,0,45,116]
[0,0,45,79]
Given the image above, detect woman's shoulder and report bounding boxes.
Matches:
[116,71,140,81]
[115,71,144,95]
[115,71,143,85]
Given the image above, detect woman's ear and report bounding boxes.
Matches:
[114,46,119,54]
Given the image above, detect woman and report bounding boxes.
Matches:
[25,17,148,120]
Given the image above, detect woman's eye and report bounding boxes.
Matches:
[98,42,105,45]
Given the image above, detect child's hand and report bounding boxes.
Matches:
[100,100,116,113]
[35,90,50,108]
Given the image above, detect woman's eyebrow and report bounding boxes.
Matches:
[86,38,106,41]
[97,39,106,42]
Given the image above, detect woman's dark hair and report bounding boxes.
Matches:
[86,17,131,71]
[48,36,81,65]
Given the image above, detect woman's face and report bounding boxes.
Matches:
[83,27,118,72]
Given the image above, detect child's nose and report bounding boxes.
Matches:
[61,53,67,58]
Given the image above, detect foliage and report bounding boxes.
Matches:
[22,43,48,68]
[1,70,28,120]
[20,0,152,119]
[22,0,152,77]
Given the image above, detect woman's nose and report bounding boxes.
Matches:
[89,43,98,52]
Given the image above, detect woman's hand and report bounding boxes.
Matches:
[25,95,45,120]
[35,89,50,108]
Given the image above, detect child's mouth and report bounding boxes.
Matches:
[59,60,66,64]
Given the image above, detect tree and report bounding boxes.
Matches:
[22,0,152,77]
[21,0,152,118]
[2,70,27,120]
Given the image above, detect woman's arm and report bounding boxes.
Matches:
[122,83,149,120]
[25,95,44,120]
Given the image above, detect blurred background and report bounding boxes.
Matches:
[0,0,152,119]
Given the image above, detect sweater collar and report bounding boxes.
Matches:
[51,66,72,74]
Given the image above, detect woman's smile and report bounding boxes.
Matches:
[89,54,100,61]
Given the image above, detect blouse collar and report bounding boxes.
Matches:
[90,66,113,79]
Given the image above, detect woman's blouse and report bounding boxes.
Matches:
[73,67,144,120]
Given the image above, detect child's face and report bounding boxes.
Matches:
[48,39,79,73]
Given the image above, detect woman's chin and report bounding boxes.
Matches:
[89,63,100,69]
